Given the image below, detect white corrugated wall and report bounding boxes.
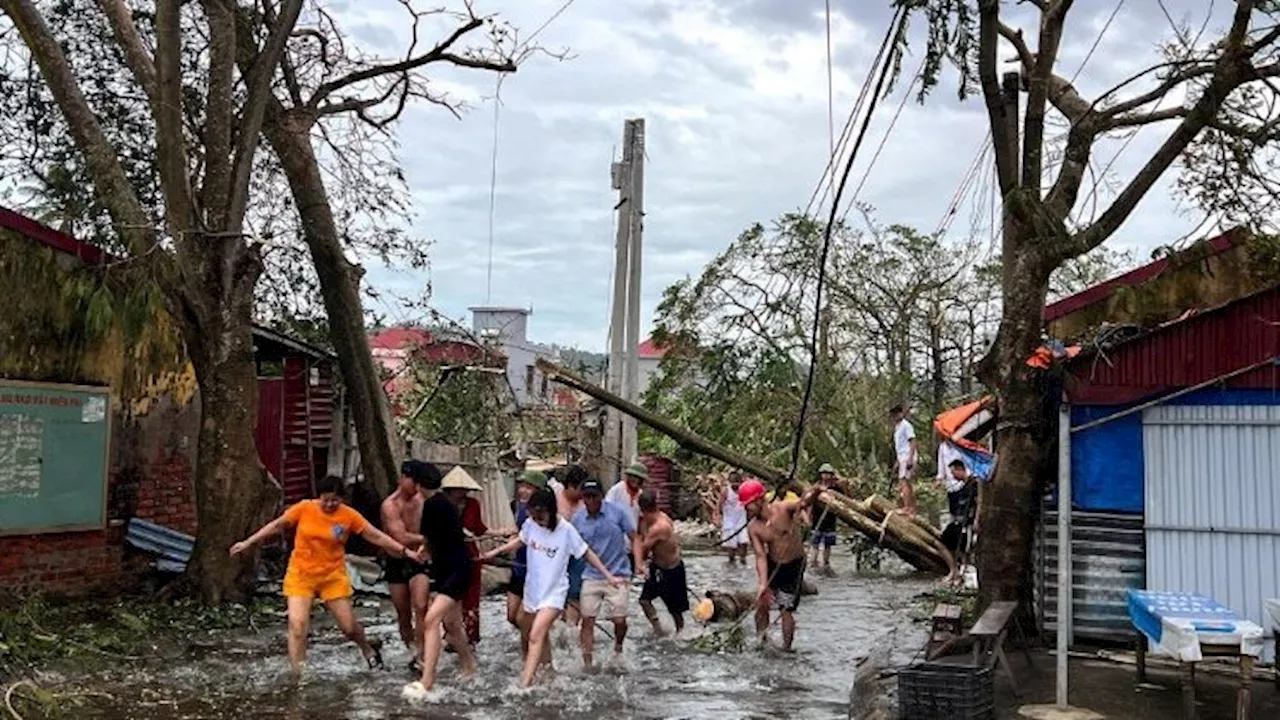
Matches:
[1143,404,1280,663]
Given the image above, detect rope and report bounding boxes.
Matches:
[783,5,906,491]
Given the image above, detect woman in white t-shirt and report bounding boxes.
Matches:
[481,488,623,687]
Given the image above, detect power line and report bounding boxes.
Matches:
[524,0,579,47]
[485,76,504,303]
[825,0,836,199]
[840,52,928,222]
[784,5,906,488]
[1070,0,1125,84]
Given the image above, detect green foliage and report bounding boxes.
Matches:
[893,0,979,101]
[400,361,509,446]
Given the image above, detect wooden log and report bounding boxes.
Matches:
[538,359,952,574]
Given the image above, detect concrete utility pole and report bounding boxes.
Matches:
[604,119,645,484]
[621,119,645,469]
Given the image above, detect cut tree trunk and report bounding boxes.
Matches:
[537,358,952,574]
[177,266,281,603]
[265,110,400,499]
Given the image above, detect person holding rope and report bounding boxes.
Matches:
[636,490,691,637]
[742,477,822,653]
[713,472,749,565]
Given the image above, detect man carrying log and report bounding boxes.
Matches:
[742,478,821,652]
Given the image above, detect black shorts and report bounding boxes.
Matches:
[640,561,690,615]
[431,558,473,601]
[507,569,526,597]
[767,557,805,611]
[384,557,431,585]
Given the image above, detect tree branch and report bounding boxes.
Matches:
[1067,0,1260,261]
[307,16,515,110]
[978,0,1018,196]
[0,0,155,255]
[1022,0,1074,195]
[227,0,304,232]
[154,0,198,239]
[199,0,237,227]
[95,0,158,103]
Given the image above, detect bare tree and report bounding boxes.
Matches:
[902,0,1280,604]
[231,0,521,498]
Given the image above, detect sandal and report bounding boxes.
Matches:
[366,638,385,671]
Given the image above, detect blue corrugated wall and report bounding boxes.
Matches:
[1070,388,1280,512]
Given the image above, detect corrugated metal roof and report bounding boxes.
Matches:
[1045,229,1243,322]
[1067,286,1280,405]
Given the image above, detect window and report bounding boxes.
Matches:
[525,365,535,395]
[541,374,549,399]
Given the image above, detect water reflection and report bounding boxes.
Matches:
[76,550,931,719]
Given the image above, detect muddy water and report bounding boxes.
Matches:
[75,551,931,719]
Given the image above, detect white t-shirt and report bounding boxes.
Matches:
[519,517,588,612]
[937,441,968,493]
[894,419,916,464]
[605,481,642,528]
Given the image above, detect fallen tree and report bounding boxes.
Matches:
[536,359,951,574]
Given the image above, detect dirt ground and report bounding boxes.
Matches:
[993,650,1279,719]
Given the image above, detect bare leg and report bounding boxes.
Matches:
[442,603,475,676]
[780,609,796,651]
[612,617,628,654]
[754,600,770,644]
[580,614,597,667]
[286,596,313,674]
[325,597,378,664]
[390,583,414,651]
[408,575,429,660]
[899,480,917,516]
[641,599,666,636]
[521,608,561,688]
[822,543,832,569]
[672,611,685,634]
[420,594,472,691]
[506,592,530,657]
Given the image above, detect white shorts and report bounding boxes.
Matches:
[897,459,914,480]
[721,523,748,547]
[579,578,629,619]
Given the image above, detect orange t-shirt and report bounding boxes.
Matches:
[283,500,370,578]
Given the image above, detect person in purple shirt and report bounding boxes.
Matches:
[571,479,638,667]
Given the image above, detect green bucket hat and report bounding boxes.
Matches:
[518,469,548,490]
[817,462,836,475]
[624,463,649,481]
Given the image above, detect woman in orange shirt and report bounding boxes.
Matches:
[231,475,425,674]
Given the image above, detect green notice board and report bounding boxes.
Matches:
[0,380,111,535]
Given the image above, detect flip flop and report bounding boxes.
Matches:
[366,638,385,671]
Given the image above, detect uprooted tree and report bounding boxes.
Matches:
[899,0,1280,605]
[542,358,953,574]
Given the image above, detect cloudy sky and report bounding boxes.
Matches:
[338,0,1233,352]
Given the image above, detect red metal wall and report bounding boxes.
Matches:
[1067,287,1280,405]
[639,455,679,514]
[256,378,285,484]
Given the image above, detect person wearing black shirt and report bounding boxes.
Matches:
[411,465,476,692]
[808,463,844,576]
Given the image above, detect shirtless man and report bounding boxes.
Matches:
[380,460,432,669]
[742,478,821,652]
[636,491,690,636]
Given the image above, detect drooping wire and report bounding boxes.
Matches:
[825,0,836,200]
[840,52,928,222]
[485,75,504,303]
[782,5,907,489]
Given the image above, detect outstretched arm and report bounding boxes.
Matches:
[229,515,288,555]
[584,548,623,585]
[481,535,525,562]
[359,524,422,561]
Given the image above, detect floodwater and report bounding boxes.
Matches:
[67,550,933,719]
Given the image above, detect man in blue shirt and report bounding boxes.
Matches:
[572,479,638,668]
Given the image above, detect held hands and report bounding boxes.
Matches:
[608,574,627,588]
[229,541,249,557]
[404,546,427,564]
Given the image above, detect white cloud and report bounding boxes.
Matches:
[347,0,1232,351]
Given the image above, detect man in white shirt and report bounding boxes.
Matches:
[890,404,918,516]
[605,463,646,529]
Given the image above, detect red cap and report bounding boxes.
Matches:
[738,478,766,505]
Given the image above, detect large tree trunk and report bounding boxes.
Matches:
[974,239,1052,608]
[264,111,399,499]
[177,255,281,603]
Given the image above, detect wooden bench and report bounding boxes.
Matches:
[970,600,1034,697]
[927,603,963,659]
